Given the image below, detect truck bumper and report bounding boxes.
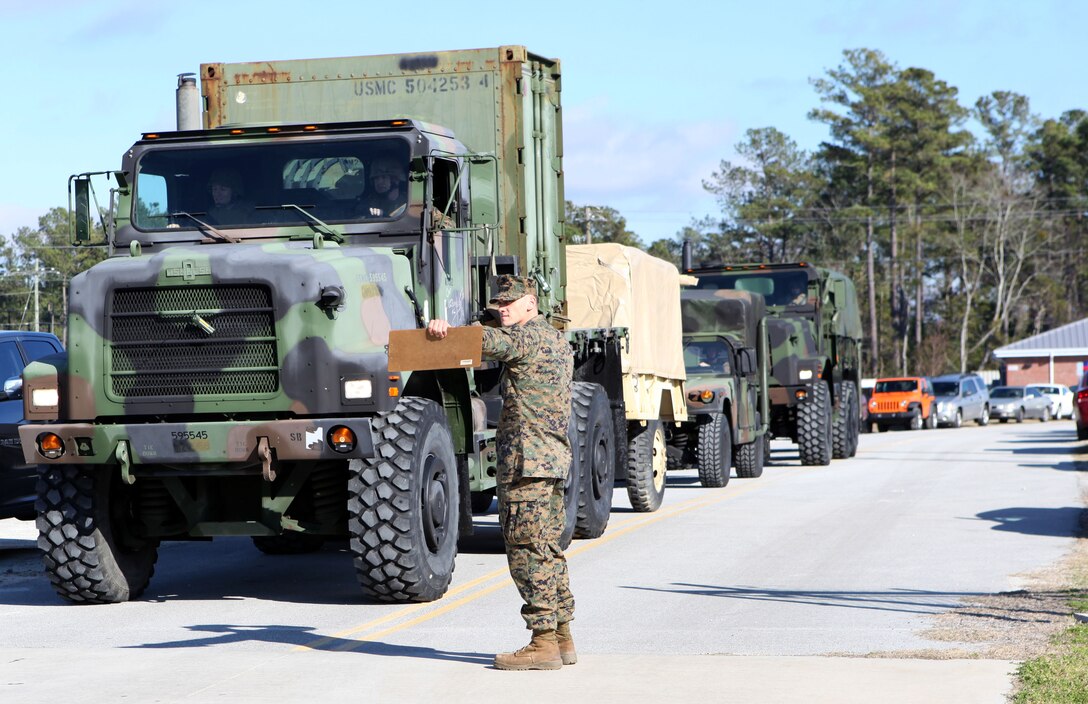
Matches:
[19,417,376,466]
[868,411,916,423]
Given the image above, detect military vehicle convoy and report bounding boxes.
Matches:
[670,289,770,487]
[20,46,686,605]
[682,258,863,466]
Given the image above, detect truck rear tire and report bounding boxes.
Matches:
[696,413,732,488]
[832,381,860,459]
[348,397,459,602]
[571,382,615,539]
[797,381,832,466]
[559,417,581,550]
[36,465,160,604]
[626,420,667,512]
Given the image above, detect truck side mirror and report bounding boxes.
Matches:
[74,177,91,243]
[738,347,757,375]
[3,376,22,400]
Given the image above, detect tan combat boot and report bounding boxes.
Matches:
[556,621,577,665]
[493,630,563,670]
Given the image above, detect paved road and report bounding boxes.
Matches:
[1,419,1083,703]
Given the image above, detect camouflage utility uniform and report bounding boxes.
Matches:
[484,296,574,632]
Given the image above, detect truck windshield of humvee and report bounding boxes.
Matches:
[694,270,811,307]
[683,337,734,375]
[133,137,410,230]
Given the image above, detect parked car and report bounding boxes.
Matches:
[866,376,936,432]
[1025,383,1074,420]
[0,331,65,520]
[988,385,1052,423]
[931,373,991,428]
[1075,373,1088,441]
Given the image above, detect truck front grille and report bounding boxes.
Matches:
[109,285,278,399]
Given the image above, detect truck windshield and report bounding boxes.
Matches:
[683,338,733,375]
[693,270,810,307]
[133,137,410,230]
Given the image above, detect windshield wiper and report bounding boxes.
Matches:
[169,212,240,243]
[258,204,344,244]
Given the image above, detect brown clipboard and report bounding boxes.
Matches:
[387,327,484,372]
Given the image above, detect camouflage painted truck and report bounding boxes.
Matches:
[668,289,770,487]
[19,46,683,605]
[681,258,863,465]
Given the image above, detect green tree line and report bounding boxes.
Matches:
[570,48,1088,378]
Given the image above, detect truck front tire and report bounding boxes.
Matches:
[349,397,459,602]
[696,413,732,488]
[37,465,159,604]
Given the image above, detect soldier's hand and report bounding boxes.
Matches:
[426,319,451,338]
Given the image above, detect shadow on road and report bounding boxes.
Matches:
[974,506,1086,537]
[124,623,494,664]
[620,583,1073,622]
[621,583,990,615]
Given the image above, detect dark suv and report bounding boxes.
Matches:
[0,331,64,519]
[930,373,991,428]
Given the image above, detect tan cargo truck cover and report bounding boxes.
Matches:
[566,244,686,381]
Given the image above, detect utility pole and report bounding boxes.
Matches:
[584,205,593,244]
[32,259,40,332]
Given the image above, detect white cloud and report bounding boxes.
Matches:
[561,99,739,241]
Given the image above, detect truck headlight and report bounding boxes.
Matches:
[31,387,59,410]
[343,379,372,400]
[798,369,813,380]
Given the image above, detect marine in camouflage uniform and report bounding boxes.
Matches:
[426,274,575,670]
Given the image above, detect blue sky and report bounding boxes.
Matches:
[2,0,1083,244]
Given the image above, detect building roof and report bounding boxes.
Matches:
[993,317,1088,358]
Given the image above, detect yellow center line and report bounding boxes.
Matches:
[296,473,783,652]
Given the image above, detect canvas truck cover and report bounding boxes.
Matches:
[566,244,685,381]
[681,289,765,349]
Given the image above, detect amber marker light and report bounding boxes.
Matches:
[37,433,65,460]
[230,129,244,135]
[700,390,715,402]
[303,125,318,131]
[328,426,356,453]
[267,127,281,133]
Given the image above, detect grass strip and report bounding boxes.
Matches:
[1012,593,1088,704]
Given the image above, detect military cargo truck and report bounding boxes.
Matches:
[670,289,770,487]
[683,261,863,466]
[565,244,688,513]
[19,46,662,605]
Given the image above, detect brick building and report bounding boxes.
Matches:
[993,318,1088,387]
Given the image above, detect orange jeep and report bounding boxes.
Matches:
[867,377,936,432]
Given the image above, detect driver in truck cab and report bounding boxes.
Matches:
[358,155,407,218]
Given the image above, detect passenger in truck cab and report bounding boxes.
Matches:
[205,168,251,225]
[358,155,407,218]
